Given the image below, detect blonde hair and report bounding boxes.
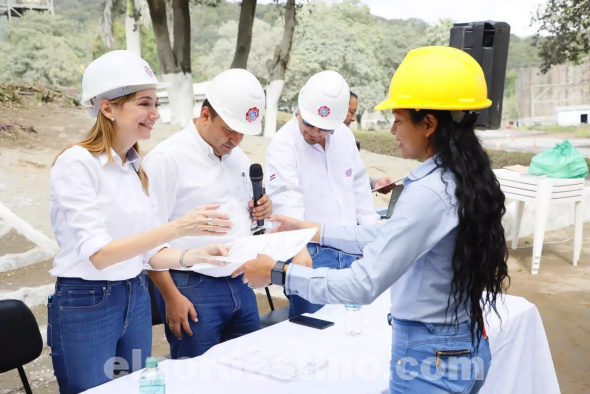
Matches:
[53,93,150,194]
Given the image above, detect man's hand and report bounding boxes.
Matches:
[291,247,312,268]
[268,216,322,243]
[165,293,198,340]
[373,177,396,194]
[249,194,273,221]
[267,215,306,233]
[232,254,276,288]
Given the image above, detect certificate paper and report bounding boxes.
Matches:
[217,345,328,381]
[191,228,317,277]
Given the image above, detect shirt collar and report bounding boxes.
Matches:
[126,148,141,168]
[97,147,141,169]
[404,154,440,185]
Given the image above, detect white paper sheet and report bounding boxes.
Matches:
[190,228,317,277]
[217,344,329,382]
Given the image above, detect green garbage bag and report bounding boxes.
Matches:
[528,140,589,178]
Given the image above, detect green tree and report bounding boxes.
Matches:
[262,0,297,137]
[425,18,454,46]
[92,21,161,74]
[195,18,282,84]
[0,13,93,87]
[282,1,425,117]
[507,35,542,69]
[532,0,590,72]
[231,0,258,69]
[53,0,103,24]
[502,69,520,120]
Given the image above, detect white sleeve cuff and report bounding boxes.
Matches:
[285,263,313,297]
[144,244,170,271]
[79,233,112,262]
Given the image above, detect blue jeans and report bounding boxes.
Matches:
[286,243,358,319]
[47,274,152,394]
[389,317,491,394]
[154,271,260,359]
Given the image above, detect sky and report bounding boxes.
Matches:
[256,0,548,38]
[360,0,547,37]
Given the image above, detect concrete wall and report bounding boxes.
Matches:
[517,64,590,126]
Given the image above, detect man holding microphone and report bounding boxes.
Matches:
[144,69,273,358]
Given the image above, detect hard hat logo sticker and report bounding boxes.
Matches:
[346,168,352,177]
[318,106,331,117]
[145,66,154,77]
[245,107,260,123]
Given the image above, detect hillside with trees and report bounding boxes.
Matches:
[0,0,543,122]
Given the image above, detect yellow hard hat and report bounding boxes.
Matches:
[375,46,492,111]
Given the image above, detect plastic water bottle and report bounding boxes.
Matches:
[139,357,165,393]
[344,305,362,336]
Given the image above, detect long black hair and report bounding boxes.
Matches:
[409,109,510,345]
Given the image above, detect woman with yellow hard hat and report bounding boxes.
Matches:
[234,46,509,393]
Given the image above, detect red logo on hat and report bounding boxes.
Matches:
[145,66,154,77]
[318,106,330,117]
[245,107,260,123]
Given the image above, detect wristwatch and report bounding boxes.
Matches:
[270,260,290,286]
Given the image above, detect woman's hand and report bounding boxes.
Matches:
[174,204,233,237]
[231,254,276,288]
[373,176,396,194]
[184,244,231,266]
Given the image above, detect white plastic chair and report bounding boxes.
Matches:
[494,169,585,274]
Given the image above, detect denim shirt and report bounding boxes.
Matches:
[285,155,469,324]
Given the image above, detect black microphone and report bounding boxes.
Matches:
[249,164,264,227]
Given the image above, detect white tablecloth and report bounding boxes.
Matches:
[86,292,560,393]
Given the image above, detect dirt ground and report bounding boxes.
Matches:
[0,98,589,393]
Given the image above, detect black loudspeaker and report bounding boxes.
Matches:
[449,21,510,130]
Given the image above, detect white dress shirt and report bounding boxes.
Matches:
[265,116,378,226]
[143,121,253,273]
[50,146,162,280]
[286,155,469,324]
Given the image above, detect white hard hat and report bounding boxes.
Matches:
[298,70,350,131]
[206,69,265,136]
[81,50,170,117]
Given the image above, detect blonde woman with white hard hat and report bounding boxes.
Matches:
[236,47,510,393]
[47,50,233,393]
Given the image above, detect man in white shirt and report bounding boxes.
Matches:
[144,69,272,358]
[265,71,379,318]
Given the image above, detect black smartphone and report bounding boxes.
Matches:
[289,315,335,330]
